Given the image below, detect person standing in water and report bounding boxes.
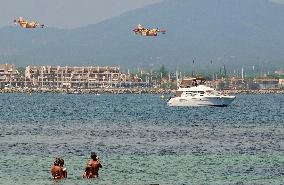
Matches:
[51,158,64,179]
[51,158,67,179]
[59,158,67,178]
[82,152,102,178]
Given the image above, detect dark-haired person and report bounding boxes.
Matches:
[59,158,67,178]
[51,158,63,179]
[83,152,102,178]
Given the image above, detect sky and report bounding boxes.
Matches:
[0,0,162,29]
[270,0,284,4]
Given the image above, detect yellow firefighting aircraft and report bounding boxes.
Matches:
[133,24,166,37]
[14,17,45,29]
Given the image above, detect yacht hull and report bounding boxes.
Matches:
[167,96,235,107]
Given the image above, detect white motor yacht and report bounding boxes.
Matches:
[167,78,235,107]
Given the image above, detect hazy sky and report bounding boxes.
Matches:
[0,0,162,29]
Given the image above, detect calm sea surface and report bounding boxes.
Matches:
[0,93,283,185]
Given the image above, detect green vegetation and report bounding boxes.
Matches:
[267,74,284,79]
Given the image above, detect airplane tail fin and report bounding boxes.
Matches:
[137,24,143,29]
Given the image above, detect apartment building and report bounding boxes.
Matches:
[0,64,24,88]
[25,65,132,88]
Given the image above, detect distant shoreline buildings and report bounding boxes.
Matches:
[0,64,148,89]
[0,63,283,91]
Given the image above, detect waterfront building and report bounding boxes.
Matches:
[279,79,284,88]
[253,78,279,89]
[25,65,148,88]
[275,70,284,75]
[0,64,24,88]
[227,77,246,90]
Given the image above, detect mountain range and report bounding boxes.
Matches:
[1,0,284,72]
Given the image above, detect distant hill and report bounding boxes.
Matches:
[1,0,284,72]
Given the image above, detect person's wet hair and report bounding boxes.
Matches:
[54,158,60,166]
[59,158,64,166]
[90,152,97,160]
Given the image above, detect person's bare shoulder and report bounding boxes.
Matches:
[87,160,93,167]
[51,166,61,175]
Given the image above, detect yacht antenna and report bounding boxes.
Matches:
[176,69,179,88]
[192,59,195,77]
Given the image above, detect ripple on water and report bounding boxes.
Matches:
[0,94,283,184]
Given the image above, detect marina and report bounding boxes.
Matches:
[0,64,284,93]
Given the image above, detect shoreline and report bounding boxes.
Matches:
[223,89,284,95]
[0,88,284,95]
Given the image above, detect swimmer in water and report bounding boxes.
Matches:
[51,158,63,179]
[59,158,67,178]
[82,152,102,178]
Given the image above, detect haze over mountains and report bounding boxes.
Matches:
[1,0,284,72]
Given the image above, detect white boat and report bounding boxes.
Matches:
[167,78,235,107]
[67,90,81,94]
[72,91,81,94]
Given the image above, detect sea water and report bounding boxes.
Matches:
[0,93,283,185]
